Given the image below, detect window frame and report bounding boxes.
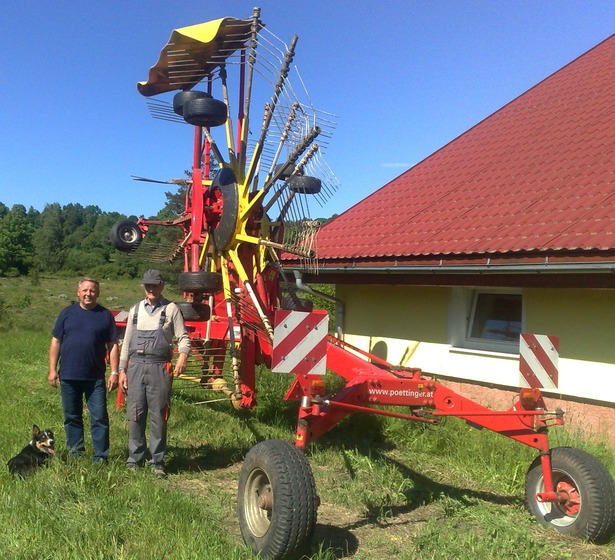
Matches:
[449,287,523,354]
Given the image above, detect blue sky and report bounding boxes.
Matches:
[1,1,614,219]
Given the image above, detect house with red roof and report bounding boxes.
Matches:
[289,34,615,442]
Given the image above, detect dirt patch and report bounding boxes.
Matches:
[313,500,442,559]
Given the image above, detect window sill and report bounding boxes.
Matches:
[449,346,519,360]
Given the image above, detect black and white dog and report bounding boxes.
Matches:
[8,425,55,476]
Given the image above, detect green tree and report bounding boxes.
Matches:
[62,202,85,237]
[32,203,65,272]
[0,205,34,275]
[26,206,41,228]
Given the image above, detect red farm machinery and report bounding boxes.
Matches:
[110,9,615,559]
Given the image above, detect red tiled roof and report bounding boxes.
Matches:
[315,34,615,263]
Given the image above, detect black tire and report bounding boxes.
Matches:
[525,447,615,543]
[174,301,211,321]
[275,161,296,180]
[281,295,313,312]
[238,439,317,560]
[178,271,223,294]
[289,175,321,195]
[182,97,227,128]
[109,220,142,252]
[209,168,239,251]
[173,90,211,116]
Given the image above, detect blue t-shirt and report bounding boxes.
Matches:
[52,304,119,381]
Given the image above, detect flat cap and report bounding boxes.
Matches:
[142,269,164,285]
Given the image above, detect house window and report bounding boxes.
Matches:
[449,288,522,353]
[467,292,522,343]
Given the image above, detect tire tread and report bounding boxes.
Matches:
[526,446,615,543]
[238,439,317,559]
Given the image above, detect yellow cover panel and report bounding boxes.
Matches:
[137,17,254,97]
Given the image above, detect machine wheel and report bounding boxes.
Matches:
[173,90,211,116]
[275,161,296,180]
[182,97,227,127]
[109,220,142,252]
[238,439,317,560]
[525,447,615,543]
[174,301,211,321]
[209,168,240,251]
[178,271,223,293]
[289,175,321,195]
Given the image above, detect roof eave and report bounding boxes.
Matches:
[284,254,615,288]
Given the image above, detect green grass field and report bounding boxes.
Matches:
[0,276,613,559]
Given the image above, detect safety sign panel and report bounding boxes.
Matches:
[272,309,329,375]
[519,333,559,389]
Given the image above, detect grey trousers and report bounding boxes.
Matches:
[126,361,172,466]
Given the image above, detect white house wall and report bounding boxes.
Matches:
[337,284,615,406]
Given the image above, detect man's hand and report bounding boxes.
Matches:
[118,371,128,393]
[173,353,188,377]
[48,370,59,388]
[107,374,119,392]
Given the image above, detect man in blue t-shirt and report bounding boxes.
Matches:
[49,277,119,463]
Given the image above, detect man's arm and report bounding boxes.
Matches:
[48,337,61,387]
[169,303,190,376]
[118,305,135,393]
[106,341,119,392]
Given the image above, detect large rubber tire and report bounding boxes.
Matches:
[209,168,239,251]
[289,175,321,195]
[275,161,296,180]
[525,447,615,543]
[174,301,211,321]
[109,220,142,252]
[182,97,227,128]
[178,271,222,294]
[173,90,211,117]
[238,439,317,560]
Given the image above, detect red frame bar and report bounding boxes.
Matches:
[282,334,567,502]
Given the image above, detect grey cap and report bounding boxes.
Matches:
[142,269,164,285]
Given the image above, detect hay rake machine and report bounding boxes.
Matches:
[110,8,615,559]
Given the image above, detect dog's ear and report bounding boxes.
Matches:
[32,425,40,436]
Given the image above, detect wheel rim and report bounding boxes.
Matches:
[119,225,139,243]
[243,467,273,538]
[555,479,581,516]
[533,469,582,527]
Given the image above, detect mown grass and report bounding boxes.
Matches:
[0,276,613,559]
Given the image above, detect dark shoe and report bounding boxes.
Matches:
[152,464,166,479]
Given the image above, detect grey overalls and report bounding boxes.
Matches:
[126,303,173,466]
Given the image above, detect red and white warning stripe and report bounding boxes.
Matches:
[519,333,559,389]
[272,310,329,375]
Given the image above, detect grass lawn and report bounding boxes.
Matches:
[0,276,613,559]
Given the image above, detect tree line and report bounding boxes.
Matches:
[0,183,336,282]
[0,201,129,278]
[0,195,181,280]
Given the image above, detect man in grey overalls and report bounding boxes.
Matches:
[118,269,190,477]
